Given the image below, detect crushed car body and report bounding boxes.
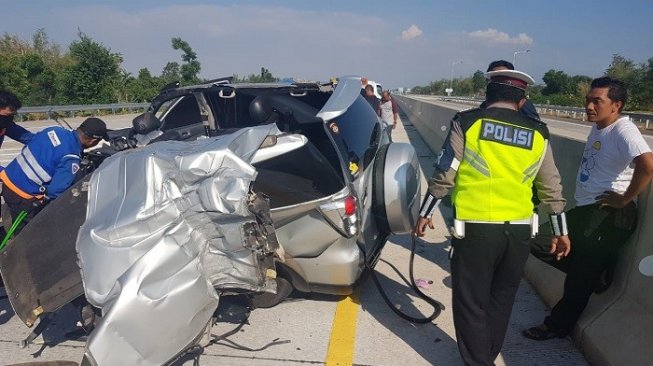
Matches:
[0,75,422,365]
[79,125,282,365]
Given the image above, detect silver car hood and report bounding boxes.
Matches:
[77,124,284,366]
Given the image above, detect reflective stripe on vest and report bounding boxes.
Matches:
[16,146,52,185]
[0,170,44,199]
[453,117,546,222]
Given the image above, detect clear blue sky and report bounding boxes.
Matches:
[4,0,653,89]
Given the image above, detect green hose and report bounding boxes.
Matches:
[0,210,28,251]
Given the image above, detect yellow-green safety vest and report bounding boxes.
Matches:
[452,108,548,222]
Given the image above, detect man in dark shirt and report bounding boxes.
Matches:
[362,84,381,116]
[0,91,34,152]
[0,90,34,286]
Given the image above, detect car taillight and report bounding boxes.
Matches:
[319,193,359,238]
[344,195,356,216]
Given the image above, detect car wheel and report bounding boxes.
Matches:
[249,276,293,309]
[372,144,392,235]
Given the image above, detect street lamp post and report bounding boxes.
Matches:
[512,49,530,67]
[447,60,462,96]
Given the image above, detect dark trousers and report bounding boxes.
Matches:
[530,203,635,335]
[1,187,44,235]
[451,222,531,366]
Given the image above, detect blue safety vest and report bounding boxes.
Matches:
[0,126,82,199]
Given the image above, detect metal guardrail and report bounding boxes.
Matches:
[16,102,150,121]
[418,95,653,129]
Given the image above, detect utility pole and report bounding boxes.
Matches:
[447,60,462,96]
[513,49,531,67]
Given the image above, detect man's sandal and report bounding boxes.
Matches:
[522,326,566,340]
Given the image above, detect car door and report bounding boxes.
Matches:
[154,93,210,141]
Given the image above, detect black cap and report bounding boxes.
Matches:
[486,60,514,72]
[79,117,109,140]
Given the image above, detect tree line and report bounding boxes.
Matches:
[0,29,279,107]
[411,54,653,111]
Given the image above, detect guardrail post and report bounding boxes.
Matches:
[647,119,650,129]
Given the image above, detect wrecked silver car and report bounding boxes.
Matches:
[0,76,421,364]
[79,126,283,365]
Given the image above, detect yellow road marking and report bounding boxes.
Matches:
[325,288,361,366]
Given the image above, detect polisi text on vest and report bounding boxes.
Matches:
[480,120,534,149]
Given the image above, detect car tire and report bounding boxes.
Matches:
[372,144,391,235]
[249,276,293,309]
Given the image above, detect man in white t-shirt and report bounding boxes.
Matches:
[380,90,399,136]
[524,77,653,341]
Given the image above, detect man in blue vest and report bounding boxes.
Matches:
[0,117,108,233]
[415,69,571,366]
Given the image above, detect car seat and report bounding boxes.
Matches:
[131,112,164,146]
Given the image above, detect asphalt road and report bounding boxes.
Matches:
[0,112,588,366]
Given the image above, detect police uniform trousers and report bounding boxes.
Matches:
[530,203,635,336]
[451,222,531,366]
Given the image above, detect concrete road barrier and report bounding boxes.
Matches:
[396,94,653,366]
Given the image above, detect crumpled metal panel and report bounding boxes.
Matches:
[77,124,281,366]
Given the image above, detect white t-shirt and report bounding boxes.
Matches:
[380,100,395,126]
[574,116,652,206]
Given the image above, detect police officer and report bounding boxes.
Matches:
[479,60,540,121]
[0,117,108,233]
[415,69,571,366]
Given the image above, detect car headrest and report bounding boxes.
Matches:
[249,96,277,124]
[132,112,162,135]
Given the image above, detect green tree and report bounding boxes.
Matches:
[0,56,29,98]
[18,53,56,105]
[171,37,201,84]
[114,70,135,103]
[570,75,592,104]
[542,69,572,95]
[455,78,474,96]
[161,62,180,83]
[471,70,486,95]
[429,80,447,95]
[576,80,591,105]
[629,57,653,111]
[58,32,121,104]
[605,54,637,83]
[233,67,279,83]
[0,29,63,104]
[31,28,62,64]
[128,68,164,102]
